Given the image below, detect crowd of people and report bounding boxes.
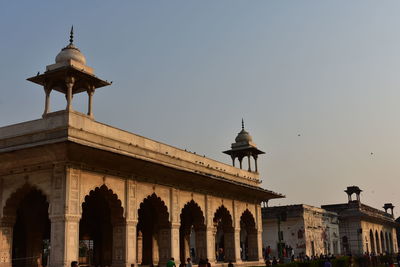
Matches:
[263,249,400,267]
[70,250,400,267]
[264,253,338,266]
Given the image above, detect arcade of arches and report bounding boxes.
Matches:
[341,224,397,255]
[0,170,264,267]
[0,27,280,267]
[365,229,395,254]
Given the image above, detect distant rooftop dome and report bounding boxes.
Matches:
[235,120,253,143]
[55,26,86,65]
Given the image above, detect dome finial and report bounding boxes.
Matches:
[242,118,244,130]
[55,25,86,65]
[69,25,74,45]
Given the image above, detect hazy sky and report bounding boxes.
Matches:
[1,1,400,215]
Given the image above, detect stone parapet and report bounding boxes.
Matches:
[0,110,262,187]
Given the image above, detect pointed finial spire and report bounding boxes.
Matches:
[69,25,74,45]
[242,118,244,130]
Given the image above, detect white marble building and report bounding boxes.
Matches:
[262,204,340,258]
[0,29,283,267]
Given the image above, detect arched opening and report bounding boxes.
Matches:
[79,185,124,267]
[239,210,258,261]
[2,185,50,267]
[375,231,380,254]
[389,233,394,253]
[179,200,206,264]
[137,193,170,266]
[380,231,385,254]
[385,232,390,254]
[342,236,349,255]
[370,230,375,254]
[213,206,234,262]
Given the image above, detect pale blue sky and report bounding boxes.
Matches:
[1,1,400,214]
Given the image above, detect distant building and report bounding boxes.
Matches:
[262,204,340,258]
[322,186,398,256]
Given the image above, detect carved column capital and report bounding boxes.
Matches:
[65,76,76,84]
[126,220,138,226]
[49,214,81,223]
[171,222,180,229]
[87,85,95,95]
[0,216,16,227]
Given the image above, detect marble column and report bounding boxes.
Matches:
[206,227,216,263]
[137,231,143,265]
[170,223,180,262]
[49,216,80,267]
[233,228,241,263]
[87,86,95,118]
[256,205,263,262]
[0,221,13,267]
[257,230,263,261]
[65,76,75,111]
[43,86,52,117]
[254,155,258,173]
[125,221,137,267]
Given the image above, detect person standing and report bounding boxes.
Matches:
[199,259,207,267]
[324,259,332,267]
[206,258,211,267]
[397,253,400,267]
[167,258,176,267]
[186,258,192,267]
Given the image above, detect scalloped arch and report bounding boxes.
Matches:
[138,193,170,230]
[2,183,50,219]
[82,184,125,222]
[180,200,206,231]
[213,205,233,231]
[240,209,256,233]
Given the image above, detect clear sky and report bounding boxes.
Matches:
[1,1,400,215]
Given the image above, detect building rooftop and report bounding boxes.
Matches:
[0,28,284,202]
[322,201,397,225]
[0,110,283,201]
[262,204,337,219]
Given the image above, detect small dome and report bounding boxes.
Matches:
[235,129,253,143]
[55,44,86,65]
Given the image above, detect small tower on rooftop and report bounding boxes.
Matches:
[383,203,395,216]
[27,26,111,118]
[223,119,265,172]
[345,186,362,202]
